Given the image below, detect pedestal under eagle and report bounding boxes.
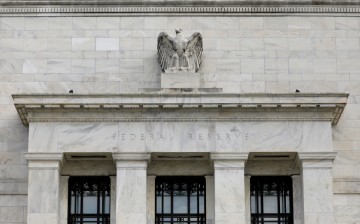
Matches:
[157,29,203,73]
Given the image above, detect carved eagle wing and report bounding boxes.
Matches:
[157,32,176,72]
[186,32,203,72]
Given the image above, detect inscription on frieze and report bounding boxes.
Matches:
[118,122,243,152]
[120,132,242,142]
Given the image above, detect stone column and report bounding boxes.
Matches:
[244,175,251,224]
[205,175,215,224]
[298,152,336,224]
[113,153,151,224]
[292,175,303,224]
[110,176,117,224]
[59,176,69,224]
[146,175,156,224]
[25,153,63,224]
[210,153,248,224]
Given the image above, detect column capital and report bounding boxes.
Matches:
[297,152,337,169]
[210,152,249,161]
[112,152,151,161]
[113,153,151,169]
[24,152,64,170]
[24,152,64,161]
[298,152,337,160]
[210,153,248,170]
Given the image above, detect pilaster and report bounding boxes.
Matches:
[210,153,248,224]
[24,153,64,224]
[146,175,156,224]
[113,153,151,224]
[205,175,215,224]
[298,152,337,224]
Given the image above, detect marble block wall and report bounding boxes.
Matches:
[0,16,359,224]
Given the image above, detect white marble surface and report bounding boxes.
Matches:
[148,160,213,175]
[301,157,335,224]
[146,176,155,224]
[1,13,359,224]
[27,168,60,224]
[29,123,57,152]
[292,175,304,224]
[161,72,200,88]
[242,122,303,152]
[27,120,334,155]
[115,159,148,224]
[206,176,215,224]
[58,123,118,152]
[213,158,246,224]
[59,176,68,224]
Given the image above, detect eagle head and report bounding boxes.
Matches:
[175,28,182,34]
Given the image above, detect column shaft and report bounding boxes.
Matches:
[25,153,63,224]
[211,153,248,224]
[113,153,150,224]
[299,152,336,224]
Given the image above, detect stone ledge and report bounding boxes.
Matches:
[2,0,360,6]
[210,153,249,161]
[113,153,151,161]
[1,1,360,16]
[13,93,348,126]
[24,152,64,161]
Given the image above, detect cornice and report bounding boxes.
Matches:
[24,152,64,161]
[24,152,64,170]
[12,93,348,126]
[210,152,249,161]
[112,152,151,161]
[298,152,337,160]
[1,1,360,16]
[297,152,337,169]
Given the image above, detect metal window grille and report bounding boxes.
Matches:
[68,176,111,224]
[155,176,206,224]
[250,176,293,224]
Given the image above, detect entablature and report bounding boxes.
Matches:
[1,0,360,16]
[13,93,348,126]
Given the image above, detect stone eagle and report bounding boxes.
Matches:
[157,29,203,72]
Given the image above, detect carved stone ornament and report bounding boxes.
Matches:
[157,29,203,73]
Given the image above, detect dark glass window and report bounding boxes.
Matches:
[155,176,206,224]
[68,176,110,224]
[251,176,293,224]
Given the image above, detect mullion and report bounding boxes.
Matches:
[187,179,190,224]
[81,188,84,224]
[197,182,199,222]
[277,182,280,224]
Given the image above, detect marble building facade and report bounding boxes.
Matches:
[0,1,360,224]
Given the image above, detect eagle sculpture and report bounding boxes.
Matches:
[157,29,203,72]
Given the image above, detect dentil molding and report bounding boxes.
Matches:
[13,92,348,126]
[1,0,360,16]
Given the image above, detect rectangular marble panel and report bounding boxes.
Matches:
[117,122,243,152]
[146,176,155,224]
[58,123,118,152]
[116,168,147,213]
[302,168,334,213]
[161,72,200,88]
[28,169,59,214]
[59,176,68,224]
[302,122,332,151]
[242,122,303,152]
[116,163,147,224]
[28,213,57,224]
[214,167,245,213]
[29,123,57,152]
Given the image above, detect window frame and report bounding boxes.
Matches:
[250,176,294,224]
[68,176,111,224]
[155,176,206,224]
